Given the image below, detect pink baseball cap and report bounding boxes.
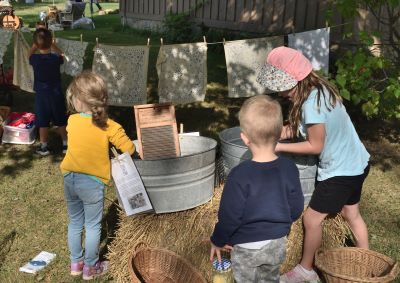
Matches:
[256,46,313,92]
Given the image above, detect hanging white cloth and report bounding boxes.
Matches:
[224,36,284,98]
[0,28,13,65]
[157,42,208,104]
[288,28,330,74]
[92,44,149,106]
[13,31,35,93]
[55,38,88,76]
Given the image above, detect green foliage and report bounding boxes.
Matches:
[162,12,196,43]
[332,34,400,119]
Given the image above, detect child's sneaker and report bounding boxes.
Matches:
[35,145,50,156]
[280,264,320,283]
[70,261,84,276]
[82,261,108,280]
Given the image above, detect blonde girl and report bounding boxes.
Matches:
[257,47,370,283]
[60,71,135,280]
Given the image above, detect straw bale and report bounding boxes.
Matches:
[108,187,351,282]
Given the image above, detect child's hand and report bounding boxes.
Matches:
[210,243,233,263]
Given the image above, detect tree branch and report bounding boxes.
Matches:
[366,3,390,25]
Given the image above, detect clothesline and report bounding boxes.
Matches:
[52,22,351,48]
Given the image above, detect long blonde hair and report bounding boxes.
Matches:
[289,71,342,135]
[66,71,108,130]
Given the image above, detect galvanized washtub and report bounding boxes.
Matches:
[133,135,217,213]
[219,127,318,206]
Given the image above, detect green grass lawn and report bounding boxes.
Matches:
[1,1,399,282]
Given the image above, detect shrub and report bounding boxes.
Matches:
[332,32,400,119]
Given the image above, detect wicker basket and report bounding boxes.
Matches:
[129,244,207,283]
[315,247,399,283]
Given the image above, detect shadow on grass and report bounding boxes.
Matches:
[356,119,400,175]
[0,130,65,177]
[0,230,17,271]
[100,201,120,260]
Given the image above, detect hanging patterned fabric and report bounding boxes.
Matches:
[92,44,149,106]
[157,42,207,104]
[288,28,330,74]
[224,36,284,98]
[13,31,34,93]
[0,28,13,65]
[55,38,88,77]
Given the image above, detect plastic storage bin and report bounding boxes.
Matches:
[2,124,36,144]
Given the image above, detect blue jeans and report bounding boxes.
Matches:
[64,173,104,266]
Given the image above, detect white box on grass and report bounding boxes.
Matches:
[19,251,56,274]
[2,123,36,145]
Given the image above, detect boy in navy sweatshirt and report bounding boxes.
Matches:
[210,95,304,282]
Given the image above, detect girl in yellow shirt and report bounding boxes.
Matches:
[60,71,134,280]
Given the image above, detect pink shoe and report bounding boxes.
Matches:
[82,261,109,280]
[70,261,84,276]
[280,264,320,283]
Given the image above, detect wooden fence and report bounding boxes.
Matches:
[119,0,393,42]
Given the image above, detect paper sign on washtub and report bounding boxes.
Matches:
[111,152,153,216]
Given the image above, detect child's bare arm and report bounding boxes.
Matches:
[280,124,294,140]
[51,42,64,56]
[29,43,38,57]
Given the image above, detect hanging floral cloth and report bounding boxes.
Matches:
[92,44,149,106]
[157,42,208,104]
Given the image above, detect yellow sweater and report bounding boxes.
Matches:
[60,114,135,184]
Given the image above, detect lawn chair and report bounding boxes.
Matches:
[59,2,86,28]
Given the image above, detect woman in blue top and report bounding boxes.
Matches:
[257,46,370,283]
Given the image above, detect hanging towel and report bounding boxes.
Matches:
[13,31,34,93]
[55,38,88,77]
[288,28,330,74]
[92,44,149,106]
[0,28,13,65]
[224,36,284,98]
[157,42,207,104]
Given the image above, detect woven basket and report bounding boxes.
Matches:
[129,244,207,283]
[315,247,399,283]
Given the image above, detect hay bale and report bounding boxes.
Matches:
[108,187,351,282]
[280,212,352,273]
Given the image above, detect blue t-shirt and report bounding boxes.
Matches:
[210,157,304,247]
[299,88,370,181]
[29,53,63,93]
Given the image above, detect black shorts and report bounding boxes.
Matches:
[35,88,67,128]
[309,164,370,214]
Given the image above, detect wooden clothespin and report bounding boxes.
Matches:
[160,38,163,46]
[147,38,150,46]
[95,37,99,48]
[223,38,226,45]
[80,34,83,44]
[203,36,207,44]
[111,147,119,160]
[325,20,329,31]
[180,123,184,134]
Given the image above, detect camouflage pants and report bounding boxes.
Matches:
[231,237,287,283]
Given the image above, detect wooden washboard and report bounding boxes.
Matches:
[134,103,180,160]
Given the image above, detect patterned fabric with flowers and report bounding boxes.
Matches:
[56,38,88,77]
[92,44,149,106]
[0,28,13,65]
[13,31,34,93]
[224,36,284,98]
[157,43,207,104]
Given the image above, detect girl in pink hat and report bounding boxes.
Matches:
[257,46,370,283]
